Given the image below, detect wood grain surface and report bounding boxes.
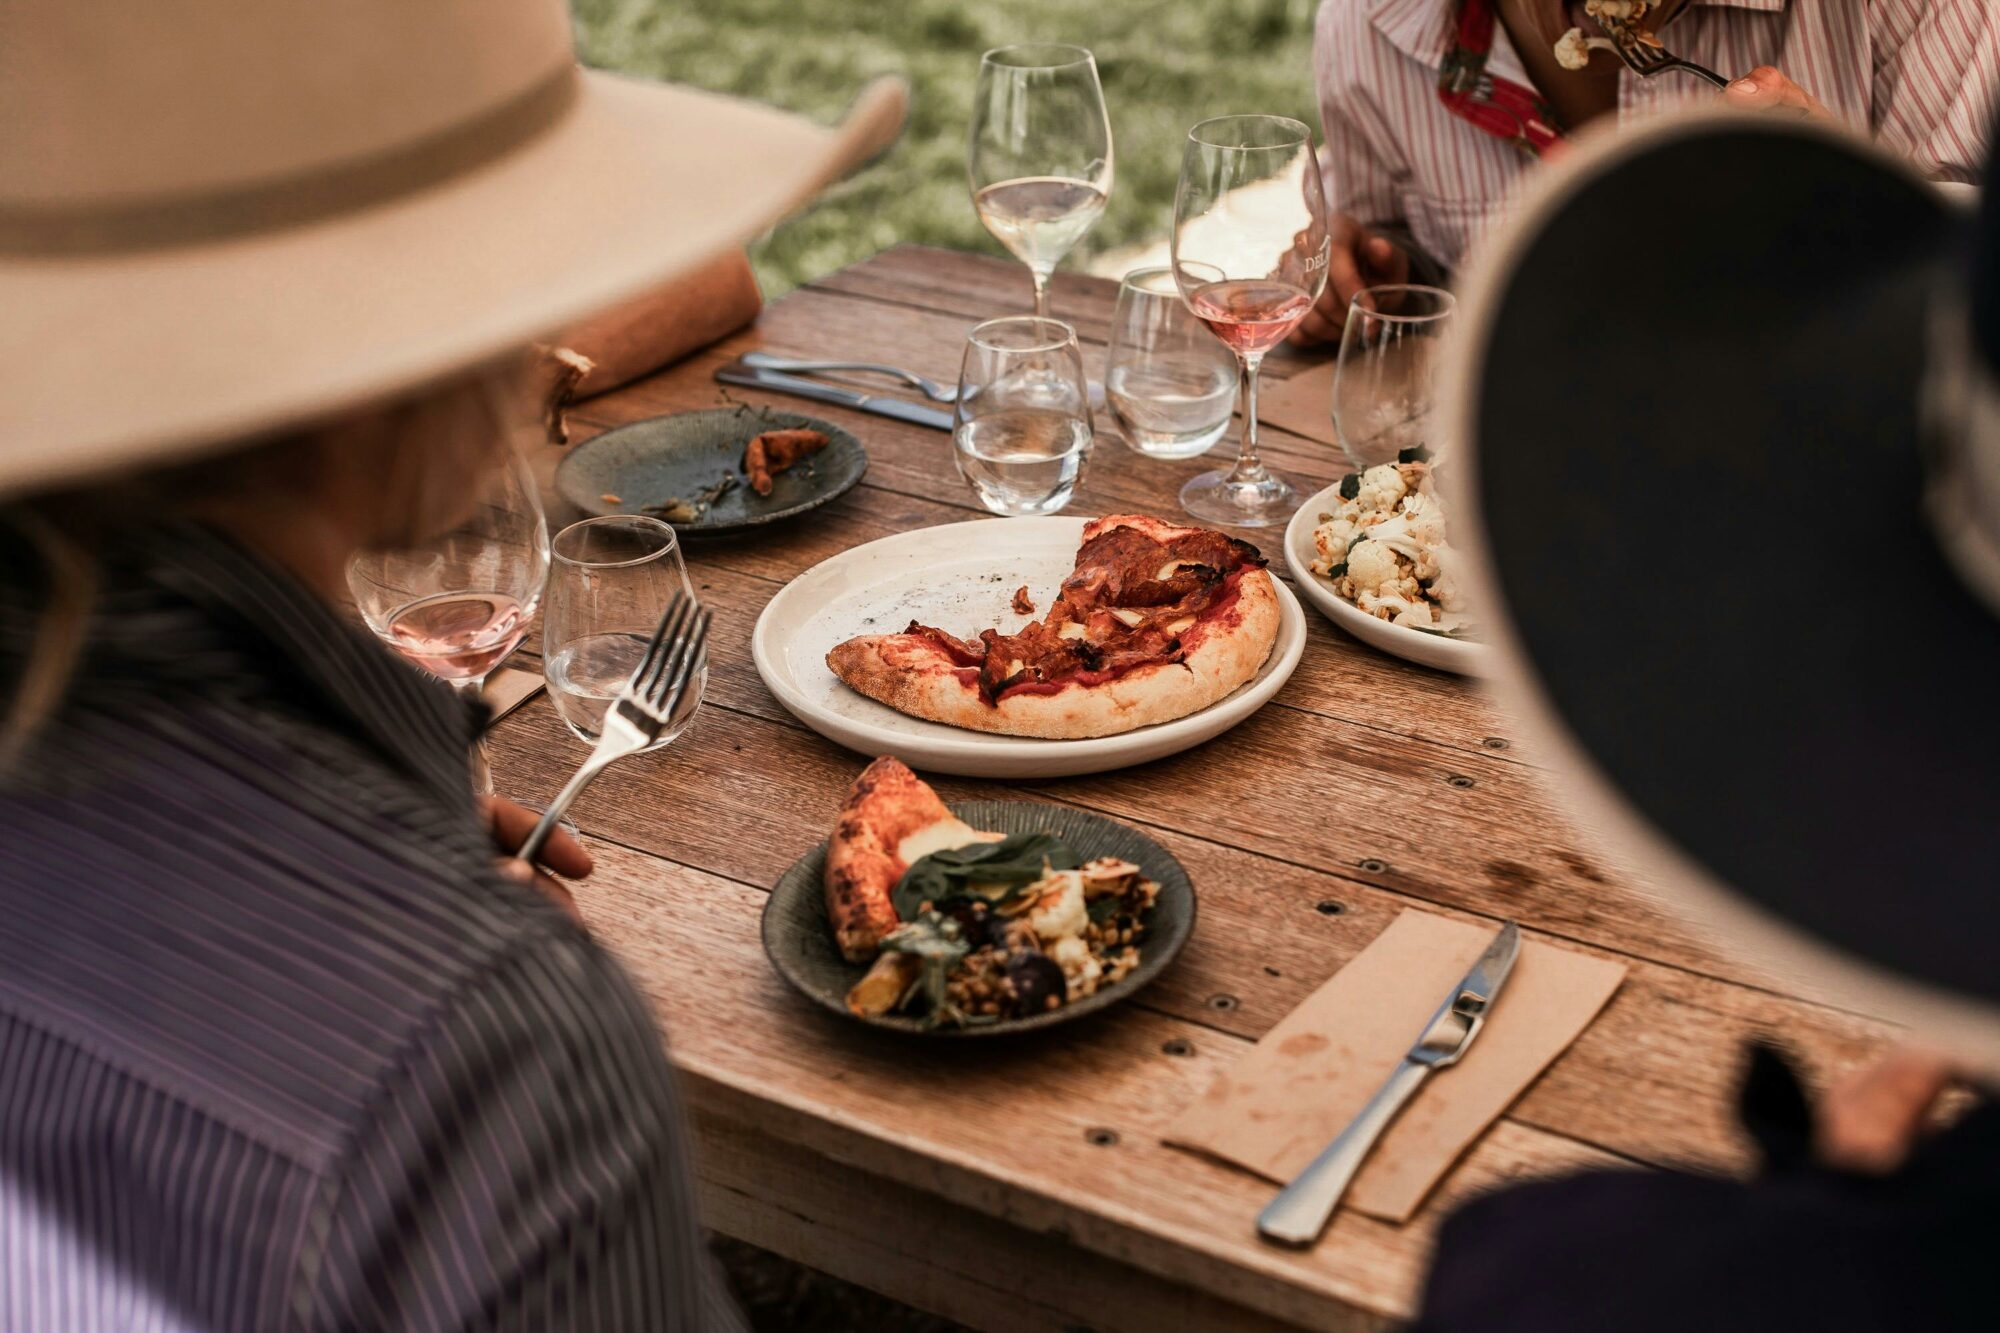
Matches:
[492,246,1897,1330]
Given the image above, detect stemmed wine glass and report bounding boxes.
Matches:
[347,447,550,794]
[969,44,1113,318]
[1171,114,1330,527]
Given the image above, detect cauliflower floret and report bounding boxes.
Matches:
[1554,25,1616,69]
[1026,870,1088,942]
[1389,599,1438,628]
[1354,587,1431,625]
[1342,539,1420,599]
[1354,463,1408,514]
[1046,935,1105,1000]
[1312,512,1359,572]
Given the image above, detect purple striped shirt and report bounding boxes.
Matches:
[0,525,743,1332]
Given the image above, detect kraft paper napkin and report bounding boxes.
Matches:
[1255,359,1339,446]
[482,665,546,729]
[1165,909,1626,1223]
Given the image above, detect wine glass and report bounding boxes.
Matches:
[969,44,1114,319]
[347,447,550,794]
[1171,114,1330,527]
[952,316,1093,516]
[543,516,705,750]
[1332,284,1456,471]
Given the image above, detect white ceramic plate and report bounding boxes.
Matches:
[1283,482,1492,677]
[751,517,1306,778]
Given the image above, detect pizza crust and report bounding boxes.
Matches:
[826,566,1280,740]
[823,756,996,961]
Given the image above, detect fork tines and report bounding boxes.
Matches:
[623,592,709,722]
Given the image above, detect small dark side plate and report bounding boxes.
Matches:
[761,800,1196,1037]
[556,407,866,537]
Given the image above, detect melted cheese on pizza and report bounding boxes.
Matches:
[898,520,1268,705]
[894,816,997,867]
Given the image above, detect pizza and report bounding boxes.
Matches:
[821,756,1164,1026]
[826,514,1279,739]
[824,755,1001,963]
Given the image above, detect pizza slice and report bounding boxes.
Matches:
[824,755,1001,963]
[826,514,1279,739]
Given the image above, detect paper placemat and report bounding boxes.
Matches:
[483,665,546,730]
[1256,359,1338,446]
[1165,909,1626,1223]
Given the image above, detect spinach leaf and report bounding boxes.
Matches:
[1397,445,1432,464]
[892,831,1079,922]
[1338,472,1361,500]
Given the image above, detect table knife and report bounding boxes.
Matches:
[1257,921,1521,1248]
[714,364,956,432]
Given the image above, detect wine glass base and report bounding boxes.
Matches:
[1179,468,1297,528]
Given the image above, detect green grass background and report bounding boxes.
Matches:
[572,0,1322,296]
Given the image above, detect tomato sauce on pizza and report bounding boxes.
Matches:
[826,515,1283,741]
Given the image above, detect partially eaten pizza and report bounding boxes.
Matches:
[826,514,1279,739]
[824,757,1161,1027]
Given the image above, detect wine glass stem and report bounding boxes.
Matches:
[1031,266,1052,318]
[1228,353,1271,486]
[449,675,495,797]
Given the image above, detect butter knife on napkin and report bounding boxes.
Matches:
[1164,909,1627,1233]
[1258,921,1519,1247]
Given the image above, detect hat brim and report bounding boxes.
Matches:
[0,71,905,493]
[1450,110,2000,1052]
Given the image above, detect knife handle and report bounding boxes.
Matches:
[1257,1059,1429,1248]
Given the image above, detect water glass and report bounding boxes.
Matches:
[952,316,1093,516]
[1105,267,1238,459]
[543,516,705,751]
[1332,284,1456,471]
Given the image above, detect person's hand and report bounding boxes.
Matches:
[481,795,593,922]
[1815,1045,1956,1173]
[1722,66,1833,121]
[1292,215,1410,347]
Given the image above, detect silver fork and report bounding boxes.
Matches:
[516,591,711,866]
[1596,15,1729,88]
[739,350,959,403]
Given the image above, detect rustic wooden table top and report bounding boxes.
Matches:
[489,246,1893,1332]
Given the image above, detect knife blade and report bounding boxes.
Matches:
[714,365,956,431]
[1256,921,1522,1248]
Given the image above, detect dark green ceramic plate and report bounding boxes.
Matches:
[555,407,866,538]
[761,800,1195,1037]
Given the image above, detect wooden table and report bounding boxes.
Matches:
[491,246,1894,1331]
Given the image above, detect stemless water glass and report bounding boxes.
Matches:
[968,44,1114,318]
[348,446,550,795]
[543,516,705,751]
[1332,284,1457,471]
[1171,114,1331,527]
[1105,266,1238,458]
[952,316,1093,516]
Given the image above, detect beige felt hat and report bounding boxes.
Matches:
[0,0,907,496]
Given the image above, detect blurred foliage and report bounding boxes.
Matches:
[572,0,1321,295]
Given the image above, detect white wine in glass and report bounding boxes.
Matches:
[1171,114,1330,528]
[969,45,1113,318]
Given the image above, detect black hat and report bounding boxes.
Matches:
[1453,109,2000,1048]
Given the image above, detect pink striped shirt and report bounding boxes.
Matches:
[1315,0,2000,270]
